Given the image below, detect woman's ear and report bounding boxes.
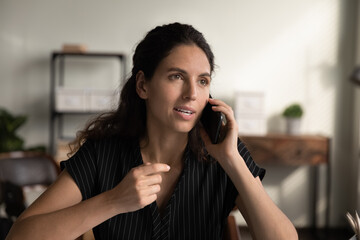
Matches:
[135,71,148,99]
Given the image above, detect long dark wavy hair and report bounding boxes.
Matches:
[69,22,215,160]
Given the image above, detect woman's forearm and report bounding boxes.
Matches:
[6,190,118,240]
[6,163,168,240]
[200,98,297,239]
[220,154,298,240]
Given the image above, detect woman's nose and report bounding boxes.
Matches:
[183,80,197,100]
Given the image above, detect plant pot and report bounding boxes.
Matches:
[285,117,301,135]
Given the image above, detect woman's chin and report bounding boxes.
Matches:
[175,124,197,134]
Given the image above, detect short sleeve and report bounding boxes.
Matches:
[237,138,266,181]
[60,140,97,200]
[222,138,266,217]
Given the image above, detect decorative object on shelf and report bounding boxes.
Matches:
[346,211,359,240]
[55,88,117,112]
[235,91,266,135]
[282,103,304,135]
[0,108,26,153]
[0,108,46,153]
[61,44,88,53]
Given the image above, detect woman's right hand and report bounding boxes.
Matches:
[109,163,170,213]
[6,164,170,240]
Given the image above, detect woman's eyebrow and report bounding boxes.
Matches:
[199,72,211,78]
[168,67,187,74]
[168,67,211,77]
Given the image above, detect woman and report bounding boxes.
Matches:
[7,23,298,240]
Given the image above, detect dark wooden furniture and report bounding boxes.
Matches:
[0,151,59,187]
[240,134,329,166]
[240,134,331,228]
[223,215,242,240]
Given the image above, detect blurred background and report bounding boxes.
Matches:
[1,0,360,237]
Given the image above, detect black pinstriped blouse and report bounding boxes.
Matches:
[61,136,265,240]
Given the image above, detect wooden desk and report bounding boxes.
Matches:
[240,134,331,228]
[240,134,330,166]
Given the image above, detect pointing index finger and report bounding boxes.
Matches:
[141,163,171,175]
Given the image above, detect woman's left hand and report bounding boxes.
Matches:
[199,98,240,166]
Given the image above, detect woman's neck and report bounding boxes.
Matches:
[139,131,188,166]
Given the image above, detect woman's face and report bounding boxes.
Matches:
[139,44,211,135]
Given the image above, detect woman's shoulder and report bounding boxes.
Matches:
[88,135,134,147]
[80,135,136,158]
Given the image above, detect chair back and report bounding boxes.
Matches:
[0,152,59,187]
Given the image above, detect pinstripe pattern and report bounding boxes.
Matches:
[61,136,265,240]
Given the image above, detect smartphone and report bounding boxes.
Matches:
[200,100,224,144]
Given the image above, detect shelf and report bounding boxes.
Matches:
[52,51,126,58]
[53,111,107,115]
[49,51,126,155]
[240,134,330,166]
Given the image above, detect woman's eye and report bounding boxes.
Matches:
[170,74,182,80]
[199,79,209,86]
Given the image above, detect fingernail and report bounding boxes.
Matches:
[167,165,171,170]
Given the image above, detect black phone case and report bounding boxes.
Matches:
[200,101,223,144]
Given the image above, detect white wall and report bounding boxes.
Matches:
[0,0,357,227]
[351,0,360,219]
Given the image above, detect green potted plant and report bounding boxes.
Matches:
[0,108,45,153]
[282,103,304,135]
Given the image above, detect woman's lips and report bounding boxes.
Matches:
[174,108,193,115]
[173,106,196,120]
